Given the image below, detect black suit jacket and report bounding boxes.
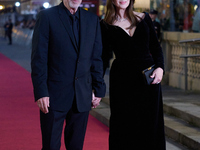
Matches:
[31,3,106,112]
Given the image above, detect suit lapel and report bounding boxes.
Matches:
[79,8,88,55]
[58,3,78,52]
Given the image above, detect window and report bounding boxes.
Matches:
[150,0,200,32]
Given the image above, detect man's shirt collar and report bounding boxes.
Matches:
[62,2,80,19]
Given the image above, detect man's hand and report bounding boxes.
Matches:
[36,97,50,114]
[92,93,101,108]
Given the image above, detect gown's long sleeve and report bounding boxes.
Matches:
[144,13,165,71]
[100,20,113,75]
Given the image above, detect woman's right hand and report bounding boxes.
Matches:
[150,67,163,84]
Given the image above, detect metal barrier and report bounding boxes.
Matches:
[0,27,33,47]
[179,38,200,91]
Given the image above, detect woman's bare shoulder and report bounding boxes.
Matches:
[133,11,145,19]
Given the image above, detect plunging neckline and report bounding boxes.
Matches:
[113,20,143,38]
[111,13,146,38]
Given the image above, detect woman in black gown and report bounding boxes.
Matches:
[100,0,166,149]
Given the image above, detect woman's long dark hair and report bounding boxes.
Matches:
[104,0,139,29]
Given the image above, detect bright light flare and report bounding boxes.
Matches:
[15,2,20,7]
[43,2,50,9]
[0,5,4,10]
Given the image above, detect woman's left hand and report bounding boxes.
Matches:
[92,92,101,108]
[150,67,164,84]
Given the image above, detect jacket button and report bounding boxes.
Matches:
[75,77,78,80]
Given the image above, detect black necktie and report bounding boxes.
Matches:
[71,15,79,47]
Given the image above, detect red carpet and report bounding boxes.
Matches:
[0,53,109,150]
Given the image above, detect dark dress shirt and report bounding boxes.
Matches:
[63,3,80,47]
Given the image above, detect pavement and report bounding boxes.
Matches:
[1,37,200,149]
[0,37,31,72]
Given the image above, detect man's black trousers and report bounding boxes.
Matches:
[40,101,89,150]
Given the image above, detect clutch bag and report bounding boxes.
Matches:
[142,65,155,85]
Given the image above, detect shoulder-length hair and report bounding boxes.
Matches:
[104,0,139,29]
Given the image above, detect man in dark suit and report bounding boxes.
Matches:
[7,19,13,45]
[149,9,161,41]
[31,0,106,149]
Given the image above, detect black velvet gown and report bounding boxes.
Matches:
[100,13,166,150]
